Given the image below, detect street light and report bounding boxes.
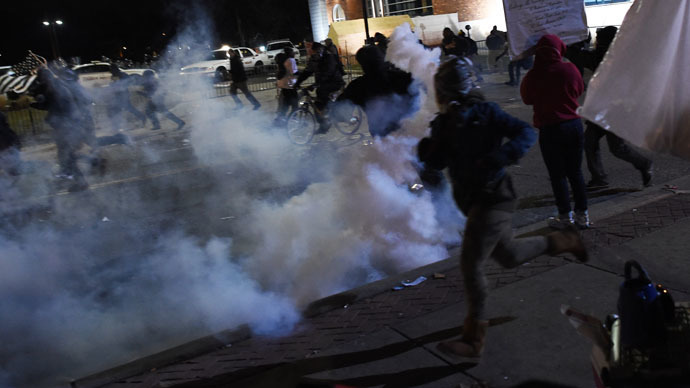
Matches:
[42,19,63,59]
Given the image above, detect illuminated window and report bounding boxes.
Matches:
[385,0,433,17]
[364,0,433,18]
[333,4,346,22]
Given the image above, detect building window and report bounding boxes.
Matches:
[385,0,433,17]
[333,4,346,22]
[584,0,631,5]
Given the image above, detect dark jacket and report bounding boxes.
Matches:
[442,35,469,57]
[339,66,418,137]
[296,51,344,88]
[520,35,584,128]
[486,32,506,50]
[31,75,76,130]
[417,96,536,212]
[230,55,247,83]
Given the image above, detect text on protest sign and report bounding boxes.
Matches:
[503,0,589,58]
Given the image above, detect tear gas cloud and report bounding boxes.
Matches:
[0,15,463,388]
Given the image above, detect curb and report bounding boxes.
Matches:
[70,176,690,387]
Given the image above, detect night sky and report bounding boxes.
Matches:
[1,0,312,65]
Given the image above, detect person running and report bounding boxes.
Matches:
[566,26,653,189]
[294,42,345,134]
[274,47,299,127]
[521,35,589,229]
[337,44,419,137]
[141,70,185,130]
[108,64,146,131]
[32,67,89,191]
[229,50,261,110]
[418,56,587,359]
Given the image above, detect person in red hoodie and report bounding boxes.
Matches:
[521,34,589,229]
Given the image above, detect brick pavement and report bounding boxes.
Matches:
[78,193,690,388]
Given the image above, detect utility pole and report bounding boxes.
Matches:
[361,0,370,43]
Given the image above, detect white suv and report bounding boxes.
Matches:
[264,40,301,64]
[180,47,267,82]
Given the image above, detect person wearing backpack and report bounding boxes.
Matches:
[418,56,588,359]
[486,26,506,70]
[274,47,299,127]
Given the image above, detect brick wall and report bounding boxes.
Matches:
[432,0,494,21]
[326,0,364,24]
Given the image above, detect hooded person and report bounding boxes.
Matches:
[337,45,419,137]
[31,67,89,191]
[418,56,588,359]
[566,26,653,189]
[441,27,468,58]
[520,34,589,229]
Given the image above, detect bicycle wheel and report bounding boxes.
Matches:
[332,104,363,135]
[287,109,316,145]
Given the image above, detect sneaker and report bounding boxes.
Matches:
[176,121,186,130]
[548,212,574,229]
[586,179,609,190]
[640,164,653,187]
[574,210,590,229]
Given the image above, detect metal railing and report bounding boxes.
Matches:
[4,55,368,139]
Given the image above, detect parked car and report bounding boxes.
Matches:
[179,48,230,82]
[180,47,267,82]
[264,40,301,64]
[72,61,152,88]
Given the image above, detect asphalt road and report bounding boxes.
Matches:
[6,70,690,255]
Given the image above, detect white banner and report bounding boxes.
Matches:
[579,0,690,160]
[502,0,589,58]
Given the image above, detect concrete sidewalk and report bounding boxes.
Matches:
[72,175,690,388]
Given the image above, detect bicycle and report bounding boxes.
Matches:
[286,87,364,145]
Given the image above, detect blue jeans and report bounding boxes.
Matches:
[539,119,588,215]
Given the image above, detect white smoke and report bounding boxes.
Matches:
[0,20,463,388]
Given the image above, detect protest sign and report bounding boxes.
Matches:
[579,0,690,160]
[503,0,589,58]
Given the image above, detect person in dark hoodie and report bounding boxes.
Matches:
[441,27,468,58]
[337,45,419,137]
[418,56,588,359]
[521,35,588,229]
[31,67,89,191]
[229,49,261,110]
[566,26,653,189]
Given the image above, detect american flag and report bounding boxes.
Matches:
[11,51,46,76]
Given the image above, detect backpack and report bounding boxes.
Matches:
[275,53,287,79]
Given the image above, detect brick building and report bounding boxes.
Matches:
[309,0,503,43]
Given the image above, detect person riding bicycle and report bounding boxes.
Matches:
[337,44,420,137]
[294,42,345,134]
